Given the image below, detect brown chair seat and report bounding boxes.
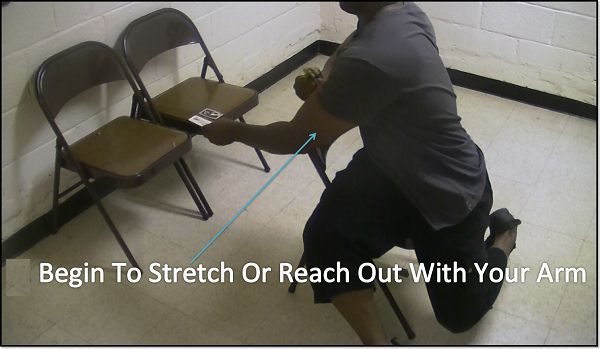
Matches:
[151,77,258,132]
[67,116,191,188]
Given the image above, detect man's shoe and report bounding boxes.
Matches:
[485,208,521,250]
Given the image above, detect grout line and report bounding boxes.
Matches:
[542,255,581,345]
[530,117,566,190]
[521,219,589,243]
[527,3,597,20]
[29,322,89,345]
[492,307,553,338]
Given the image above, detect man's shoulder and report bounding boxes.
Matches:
[338,37,419,82]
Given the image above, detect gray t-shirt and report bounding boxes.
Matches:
[318,2,487,230]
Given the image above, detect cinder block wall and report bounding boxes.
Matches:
[1,2,320,241]
[320,2,597,105]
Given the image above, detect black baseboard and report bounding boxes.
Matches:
[2,181,114,264]
[447,69,597,120]
[316,40,339,56]
[246,41,320,93]
[2,38,596,264]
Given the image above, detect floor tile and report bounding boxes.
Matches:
[545,327,598,345]
[520,177,595,239]
[244,285,358,345]
[508,222,583,271]
[138,309,245,345]
[459,91,515,151]
[105,193,244,265]
[267,178,324,236]
[168,224,299,340]
[2,295,55,345]
[390,307,550,345]
[485,111,562,186]
[585,215,597,243]
[243,104,293,126]
[492,265,568,327]
[488,173,535,217]
[218,180,301,226]
[54,282,172,344]
[546,283,597,345]
[574,240,597,287]
[562,114,597,142]
[31,324,89,345]
[509,102,570,134]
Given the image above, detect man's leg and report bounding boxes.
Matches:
[332,290,388,345]
[491,228,518,259]
[411,178,518,333]
[303,196,393,345]
[302,149,408,345]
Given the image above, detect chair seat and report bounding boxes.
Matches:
[151,77,258,133]
[67,116,191,188]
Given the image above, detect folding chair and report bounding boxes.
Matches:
[34,41,213,269]
[288,147,416,340]
[119,8,271,179]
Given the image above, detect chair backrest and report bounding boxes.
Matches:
[34,41,157,138]
[35,41,131,119]
[121,8,217,77]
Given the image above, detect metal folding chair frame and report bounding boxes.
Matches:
[36,42,213,269]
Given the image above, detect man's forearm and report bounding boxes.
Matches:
[203,94,353,153]
[231,121,314,155]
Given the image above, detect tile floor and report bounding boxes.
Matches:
[2,55,597,345]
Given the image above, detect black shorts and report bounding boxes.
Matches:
[303,148,498,329]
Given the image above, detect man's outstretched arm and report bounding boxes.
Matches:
[201,92,356,154]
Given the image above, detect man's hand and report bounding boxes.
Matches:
[294,68,323,101]
[201,118,238,146]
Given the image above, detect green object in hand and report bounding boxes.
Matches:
[303,67,323,82]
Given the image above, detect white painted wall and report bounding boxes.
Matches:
[1,2,320,240]
[319,2,597,105]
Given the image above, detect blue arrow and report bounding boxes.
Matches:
[190,132,317,264]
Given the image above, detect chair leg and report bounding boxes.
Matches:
[83,182,140,269]
[129,96,138,119]
[288,251,306,294]
[51,148,61,234]
[308,151,331,187]
[238,117,270,173]
[178,159,213,217]
[377,280,416,340]
[174,161,210,220]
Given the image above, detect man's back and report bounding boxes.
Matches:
[318,2,487,230]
